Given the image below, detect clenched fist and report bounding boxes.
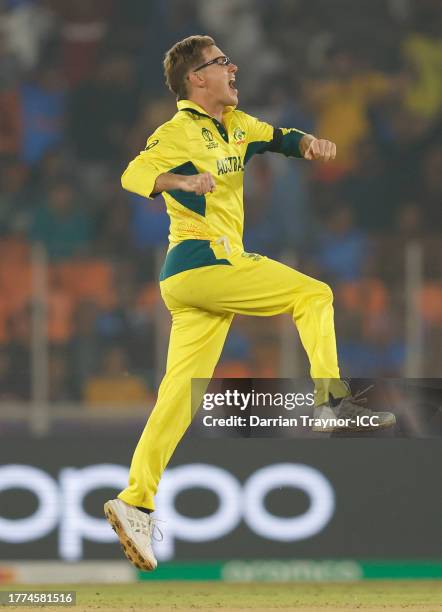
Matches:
[301,135,337,162]
[179,172,216,195]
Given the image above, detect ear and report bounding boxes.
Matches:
[187,70,205,91]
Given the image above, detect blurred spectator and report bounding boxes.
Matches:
[97,261,156,376]
[84,345,150,406]
[215,323,253,378]
[402,1,442,119]
[214,360,253,378]
[33,146,74,194]
[6,303,32,400]
[271,83,315,136]
[395,203,424,241]
[198,0,281,103]
[337,278,389,323]
[338,140,396,231]
[362,313,406,376]
[243,157,282,257]
[126,97,177,155]
[305,45,399,179]
[337,309,405,377]
[48,0,113,86]
[48,347,72,402]
[220,326,252,364]
[20,63,66,164]
[386,106,433,206]
[0,29,20,84]
[315,204,369,282]
[129,193,169,255]
[0,33,21,155]
[53,258,115,308]
[47,285,74,344]
[105,0,154,56]
[252,336,280,378]
[1,0,55,71]
[0,156,31,235]
[139,0,205,97]
[419,145,442,228]
[29,177,92,260]
[0,348,20,400]
[68,52,140,164]
[271,155,313,252]
[95,188,133,257]
[68,300,102,400]
[419,283,442,327]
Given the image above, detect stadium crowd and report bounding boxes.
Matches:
[0,0,440,404]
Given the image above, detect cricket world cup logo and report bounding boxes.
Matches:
[202,128,214,142]
[202,127,218,149]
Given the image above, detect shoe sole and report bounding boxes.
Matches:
[312,416,397,433]
[104,501,156,572]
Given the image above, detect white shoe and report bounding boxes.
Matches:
[104,498,161,571]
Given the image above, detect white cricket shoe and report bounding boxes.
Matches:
[312,387,396,433]
[104,498,161,571]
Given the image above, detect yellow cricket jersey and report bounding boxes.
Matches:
[121,99,305,280]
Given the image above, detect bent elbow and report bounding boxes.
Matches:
[121,167,132,192]
[120,162,156,199]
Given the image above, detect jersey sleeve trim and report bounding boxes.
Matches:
[244,127,305,164]
[273,128,305,158]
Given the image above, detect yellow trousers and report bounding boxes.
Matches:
[118,244,347,510]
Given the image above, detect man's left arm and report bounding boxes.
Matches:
[241,112,336,163]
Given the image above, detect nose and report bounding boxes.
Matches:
[228,62,238,73]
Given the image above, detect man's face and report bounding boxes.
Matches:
[191,45,238,106]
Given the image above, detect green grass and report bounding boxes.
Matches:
[2,582,442,611]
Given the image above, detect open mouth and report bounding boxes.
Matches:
[229,78,237,92]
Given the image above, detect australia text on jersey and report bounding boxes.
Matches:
[216,155,244,175]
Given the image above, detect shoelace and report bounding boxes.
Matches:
[351,384,375,405]
[149,518,164,543]
[340,384,375,417]
[128,511,164,542]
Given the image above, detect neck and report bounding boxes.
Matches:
[187,94,225,122]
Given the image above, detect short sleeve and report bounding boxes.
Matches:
[121,122,186,199]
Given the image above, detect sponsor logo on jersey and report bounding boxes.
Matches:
[216,155,245,175]
[241,251,262,261]
[144,139,159,150]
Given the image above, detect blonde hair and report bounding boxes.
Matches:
[163,35,215,100]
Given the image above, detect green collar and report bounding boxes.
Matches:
[177,100,230,143]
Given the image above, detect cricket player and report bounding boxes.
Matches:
[104,35,395,570]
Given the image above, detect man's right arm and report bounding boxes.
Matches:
[121,122,215,198]
[153,172,216,196]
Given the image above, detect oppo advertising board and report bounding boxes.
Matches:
[0,436,440,561]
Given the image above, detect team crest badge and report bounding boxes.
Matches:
[233,127,246,144]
